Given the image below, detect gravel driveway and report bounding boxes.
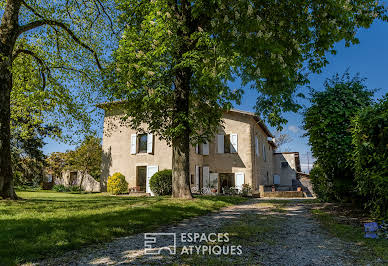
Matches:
[35,199,363,266]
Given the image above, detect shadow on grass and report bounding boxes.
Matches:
[0,193,246,265]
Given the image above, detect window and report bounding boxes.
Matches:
[263,144,267,162]
[138,134,147,153]
[217,134,237,153]
[224,134,231,153]
[281,161,289,168]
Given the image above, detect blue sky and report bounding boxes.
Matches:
[43,20,388,173]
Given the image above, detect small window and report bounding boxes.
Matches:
[281,161,289,168]
[138,134,147,153]
[190,174,194,184]
[224,134,231,153]
[198,143,203,154]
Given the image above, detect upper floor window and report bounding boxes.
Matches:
[217,134,238,154]
[131,133,153,154]
[224,134,231,153]
[138,134,148,153]
[195,141,209,155]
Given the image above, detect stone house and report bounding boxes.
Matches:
[98,103,301,195]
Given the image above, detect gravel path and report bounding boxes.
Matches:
[35,199,362,266]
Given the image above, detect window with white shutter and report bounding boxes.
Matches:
[130,134,137,154]
[202,141,209,155]
[147,133,153,154]
[217,135,224,153]
[230,134,238,153]
[203,166,210,187]
[255,136,259,156]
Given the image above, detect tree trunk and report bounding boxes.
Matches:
[0,0,22,200]
[171,68,192,199]
[0,54,17,199]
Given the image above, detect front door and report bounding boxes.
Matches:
[146,165,158,196]
[136,166,147,191]
[219,173,235,192]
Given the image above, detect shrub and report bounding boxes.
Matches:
[53,184,69,192]
[303,73,374,201]
[309,164,334,202]
[107,172,128,195]
[351,95,388,218]
[69,185,83,192]
[149,169,172,196]
[241,184,252,197]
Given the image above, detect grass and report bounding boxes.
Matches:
[312,209,388,264]
[0,190,247,265]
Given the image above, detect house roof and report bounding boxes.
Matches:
[97,101,274,138]
[228,109,274,138]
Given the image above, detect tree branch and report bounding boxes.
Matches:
[12,49,47,90]
[19,1,103,70]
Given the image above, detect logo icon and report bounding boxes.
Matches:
[144,233,176,255]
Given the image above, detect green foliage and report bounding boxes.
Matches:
[107,172,128,195]
[65,136,102,181]
[241,184,252,197]
[303,73,374,200]
[106,0,386,134]
[0,191,247,265]
[53,184,83,193]
[351,95,388,218]
[53,184,68,192]
[309,164,333,202]
[149,169,172,196]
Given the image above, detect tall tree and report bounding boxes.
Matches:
[303,73,374,201]
[106,0,386,198]
[0,0,116,199]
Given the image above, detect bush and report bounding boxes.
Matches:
[351,95,388,218]
[107,172,128,195]
[309,164,334,202]
[149,169,172,196]
[53,184,69,192]
[241,184,252,197]
[303,73,374,201]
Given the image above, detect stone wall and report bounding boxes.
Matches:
[56,170,100,192]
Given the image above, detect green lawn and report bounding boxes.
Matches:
[0,191,247,265]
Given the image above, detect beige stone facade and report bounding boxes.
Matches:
[99,105,300,194]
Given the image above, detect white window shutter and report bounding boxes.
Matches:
[217,135,224,154]
[235,172,244,191]
[255,136,259,156]
[130,134,137,154]
[147,133,153,154]
[203,166,210,188]
[195,144,199,154]
[195,165,200,189]
[230,134,238,153]
[263,144,266,161]
[202,141,209,155]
